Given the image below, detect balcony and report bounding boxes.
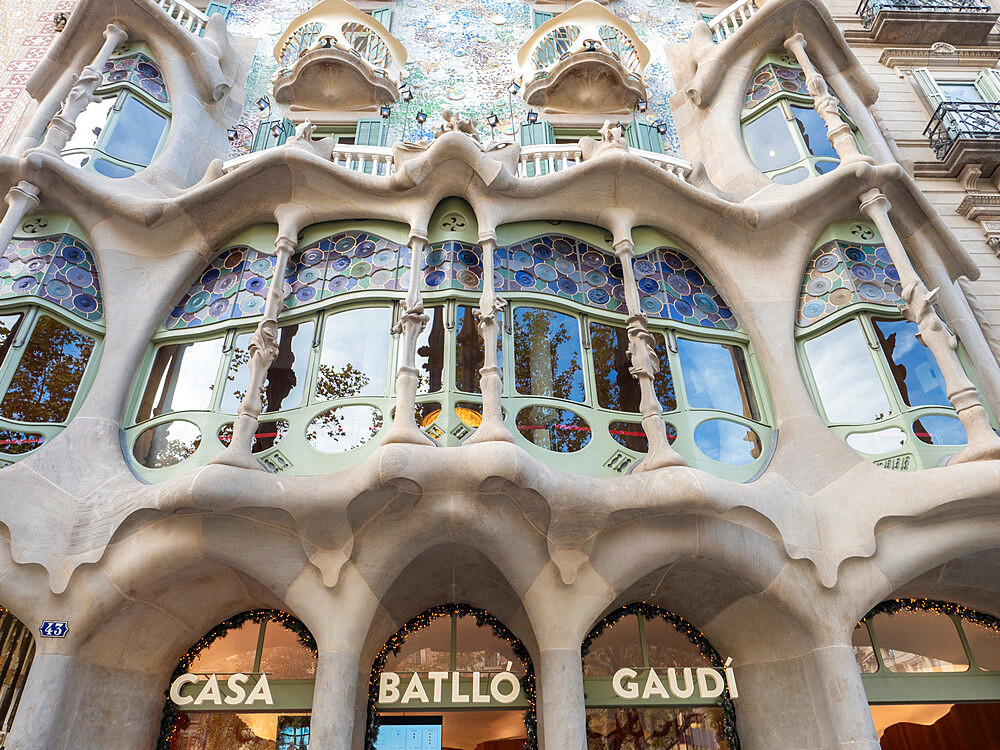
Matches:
[272,0,407,115]
[514,0,648,115]
[924,101,1000,177]
[856,0,999,44]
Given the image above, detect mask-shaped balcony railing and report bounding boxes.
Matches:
[523,22,645,84]
[924,101,1000,161]
[857,0,993,28]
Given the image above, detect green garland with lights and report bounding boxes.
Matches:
[862,598,1000,631]
[581,602,741,750]
[155,609,317,750]
[365,603,537,750]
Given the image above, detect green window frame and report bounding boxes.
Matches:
[532,9,554,29]
[369,5,392,30]
[60,47,171,178]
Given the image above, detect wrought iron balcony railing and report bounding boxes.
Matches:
[857,0,994,29]
[924,101,1000,160]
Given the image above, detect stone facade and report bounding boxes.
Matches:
[0,0,999,748]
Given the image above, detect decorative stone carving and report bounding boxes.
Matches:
[435,109,480,142]
[578,120,628,161]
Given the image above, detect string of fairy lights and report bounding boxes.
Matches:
[581,602,741,750]
[365,603,538,750]
[155,609,317,750]
[863,597,1000,631]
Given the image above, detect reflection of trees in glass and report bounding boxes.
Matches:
[585,707,730,750]
[0,315,94,423]
[514,308,583,401]
[171,712,279,750]
[308,363,377,448]
[415,307,445,394]
[260,645,318,680]
[225,323,311,414]
[590,323,675,412]
[133,422,201,468]
[0,428,45,455]
[276,716,310,750]
[515,405,590,453]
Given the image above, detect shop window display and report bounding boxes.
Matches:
[127,223,771,481]
[855,599,1000,749]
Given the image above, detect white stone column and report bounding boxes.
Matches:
[212,205,306,469]
[614,238,686,470]
[784,33,872,165]
[536,647,587,750]
[464,234,512,444]
[860,188,1000,464]
[0,182,40,254]
[307,650,361,750]
[37,23,128,157]
[382,233,434,445]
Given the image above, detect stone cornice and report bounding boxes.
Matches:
[878,45,1000,70]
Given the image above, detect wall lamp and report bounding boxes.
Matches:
[526,111,538,125]
[415,111,427,124]
[380,104,392,119]
[636,98,647,113]
[227,123,254,142]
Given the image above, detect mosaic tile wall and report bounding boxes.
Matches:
[0,0,76,150]
[166,232,738,332]
[225,0,696,156]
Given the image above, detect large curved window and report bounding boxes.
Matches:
[127,222,771,481]
[368,604,535,750]
[855,599,1000,749]
[741,52,863,185]
[61,43,170,178]
[582,603,739,749]
[796,220,978,470]
[159,610,317,750]
[0,215,103,466]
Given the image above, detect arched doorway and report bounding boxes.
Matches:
[367,604,537,750]
[582,603,739,749]
[0,608,35,745]
[158,610,317,750]
[854,598,1000,749]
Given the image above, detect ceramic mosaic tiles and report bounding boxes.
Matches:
[165,232,739,331]
[224,0,696,156]
[0,0,75,150]
[797,239,903,327]
[1,234,103,321]
[743,62,808,111]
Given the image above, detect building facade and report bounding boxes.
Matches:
[1,0,1000,747]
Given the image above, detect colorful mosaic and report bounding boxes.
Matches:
[1,234,103,321]
[224,0,696,156]
[165,232,407,329]
[797,239,903,327]
[423,241,491,292]
[500,235,738,330]
[102,53,169,105]
[744,62,808,111]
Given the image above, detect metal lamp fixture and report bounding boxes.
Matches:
[487,112,500,138]
[415,111,427,124]
[380,105,392,119]
[636,98,648,113]
[400,85,413,103]
[507,80,521,96]
[526,111,538,125]
[270,123,285,139]
[226,123,254,143]
[655,120,668,135]
[584,39,599,52]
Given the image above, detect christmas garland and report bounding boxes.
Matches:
[156,609,317,750]
[862,597,1000,632]
[365,603,537,750]
[581,602,741,750]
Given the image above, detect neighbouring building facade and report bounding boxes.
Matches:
[2,0,1000,747]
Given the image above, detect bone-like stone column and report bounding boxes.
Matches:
[382,233,435,446]
[784,33,872,166]
[37,23,128,157]
[212,206,306,469]
[0,181,40,253]
[614,238,686,470]
[464,234,512,444]
[860,188,1000,463]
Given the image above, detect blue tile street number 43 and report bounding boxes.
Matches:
[39,621,68,637]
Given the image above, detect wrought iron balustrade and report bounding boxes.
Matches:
[924,101,1000,160]
[857,0,993,28]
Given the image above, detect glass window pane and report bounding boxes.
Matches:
[135,338,224,421]
[455,305,501,394]
[412,306,444,394]
[382,616,452,673]
[188,621,261,674]
[0,314,24,367]
[132,419,201,468]
[585,707,731,750]
[772,167,810,185]
[455,616,524,675]
[590,323,675,413]
[940,83,985,103]
[803,319,891,423]
[644,618,713,670]
[92,159,135,179]
[103,95,167,167]
[744,106,801,172]
[872,318,949,408]
[583,615,642,676]
[677,338,758,418]
[0,315,95,423]
[513,307,584,402]
[790,105,839,161]
[315,307,391,400]
[872,610,968,673]
[305,405,382,453]
[172,712,312,749]
[258,621,317,679]
[515,405,591,452]
[693,419,762,465]
[221,321,314,414]
[912,414,966,446]
[960,620,1000,671]
[852,623,878,674]
[61,96,116,154]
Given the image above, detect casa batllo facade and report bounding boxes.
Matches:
[1,0,1000,747]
